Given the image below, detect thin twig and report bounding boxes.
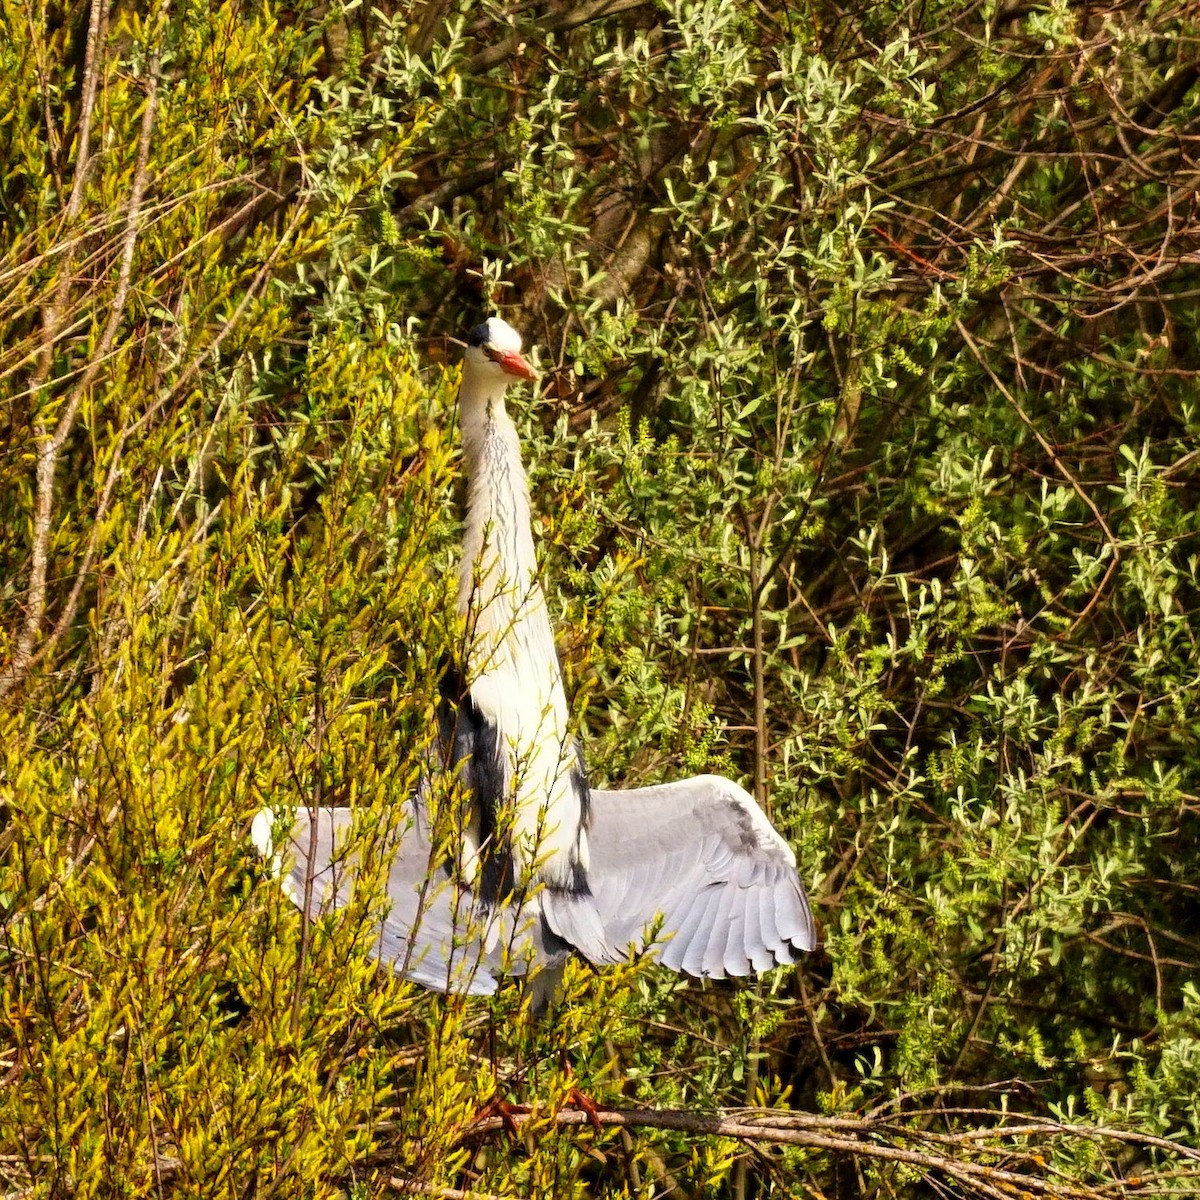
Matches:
[1,10,165,700]
[954,319,1121,632]
[388,1184,504,1200]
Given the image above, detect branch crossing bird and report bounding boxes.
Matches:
[252,317,816,1004]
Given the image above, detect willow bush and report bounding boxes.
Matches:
[0,2,480,1195]
[3,0,1199,1197]
[373,0,1200,1192]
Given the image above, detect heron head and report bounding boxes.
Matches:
[464,316,538,383]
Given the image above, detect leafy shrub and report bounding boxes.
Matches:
[3,0,1199,1196]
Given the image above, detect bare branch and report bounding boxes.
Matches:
[0,11,166,701]
[444,1104,1200,1200]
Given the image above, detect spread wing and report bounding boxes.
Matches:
[585,774,816,977]
[254,795,539,997]
[251,773,816,998]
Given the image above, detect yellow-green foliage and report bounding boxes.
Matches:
[0,7,679,1196]
[0,353,460,1194]
[6,0,1200,1197]
[0,4,466,1195]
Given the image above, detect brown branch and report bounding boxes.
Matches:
[463,0,648,73]
[1,8,167,702]
[59,0,107,231]
[0,47,310,701]
[388,1184,503,1200]
[54,28,164,440]
[588,213,669,308]
[395,162,509,225]
[35,1103,1200,1195]
[953,318,1121,632]
[446,1104,1198,1199]
[0,0,106,701]
[411,0,463,56]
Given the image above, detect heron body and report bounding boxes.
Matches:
[453,322,587,888]
[252,316,816,1002]
[446,317,614,962]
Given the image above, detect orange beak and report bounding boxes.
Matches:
[489,348,538,381]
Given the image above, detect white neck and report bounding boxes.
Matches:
[458,359,512,434]
[455,359,585,886]
[457,366,538,621]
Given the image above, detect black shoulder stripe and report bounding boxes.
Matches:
[440,688,513,903]
[573,739,591,827]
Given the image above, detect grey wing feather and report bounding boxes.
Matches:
[268,796,517,997]
[673,882,724,975]
[586,774,816,978]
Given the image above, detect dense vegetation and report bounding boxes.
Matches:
[2,0,1198,1196]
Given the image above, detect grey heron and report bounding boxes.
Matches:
[252,317,816,1002]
